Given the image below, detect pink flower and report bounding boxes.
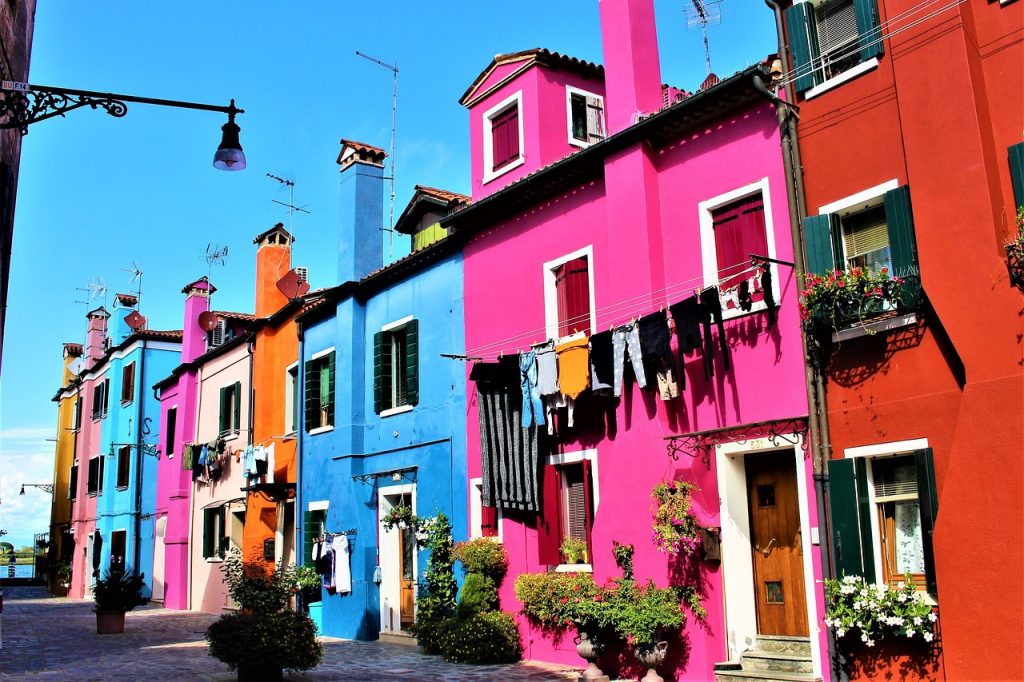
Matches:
[837,280,846,288]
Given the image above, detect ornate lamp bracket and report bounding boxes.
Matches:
[0,86,128,134]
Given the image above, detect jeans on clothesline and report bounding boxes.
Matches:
[519,351,545,428]
[612,323,646,397]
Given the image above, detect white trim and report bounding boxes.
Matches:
[843,437,929,459]
[544,447,600,513]
[831,312,917,343]
[381,315,414,333]
[308,425,334,436]
[804,58,880,101]
[284,362,299,436]
[469,477,503,542]
[565,85,605,149]
[818,179,898,216]
[378,483,417,634]
[74,340,180,383]
[542,245,597,341]
[554,563,593,573]
[380,404,414,418]
[482,90,525,184]
[310,346,335,361]
[697,177,780,321]
[308,500,330,512]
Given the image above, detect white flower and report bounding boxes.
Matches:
[913,617,923,626]
[897,592,908,602]
[865,639,875,647]
[861,633,870,643]
[837,628,846,638]
[923,632,934,642]
[906,629,915,637]
[853,601,862,610]
[928,612,937,622]
[897,581,906,590]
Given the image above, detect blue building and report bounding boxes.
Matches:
[296,140,468,640]
[93,293,181,595]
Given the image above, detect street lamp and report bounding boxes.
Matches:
[20,484,54,495]
[0,82,246,171]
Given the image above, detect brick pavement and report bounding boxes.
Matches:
[0,587,580,681]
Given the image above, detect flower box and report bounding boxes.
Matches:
[838,633,943,681]
[801,268,921,340]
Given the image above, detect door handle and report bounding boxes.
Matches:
[755,538,777,558]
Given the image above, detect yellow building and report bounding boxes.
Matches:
[48,342,82,594]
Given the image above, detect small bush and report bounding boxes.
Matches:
[452,538,509,584]
[457,572,499,618]
[409,616,455,656]
[439,611,522,664]
[206,611,323,672]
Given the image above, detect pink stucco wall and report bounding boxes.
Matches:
[463,99,816,679]
[68,369,103,599]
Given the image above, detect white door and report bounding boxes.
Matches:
[377,485,416,634]
[152,515,166,602]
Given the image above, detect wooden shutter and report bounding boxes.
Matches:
[556,258,591,337]
[581,459,594,562]
[827,458,876,582]
[586,96,604,141]
[232,382,242,431]
[117,446,130,488]
[165,408,176,457]
[714,195,768,291]
[804,214,840,274]
[302,510,322,564]
[304,357,319,432]
[121,363,134,402]
[913,449,939,595]
[404,320,419,406]
[481,505,498,537]
[325,351,336,426]
[785,2,818,93]
[1008,142,1024,209]
[491,105,519,170]
[853,0,883,61]
[217,507,229,558]
[884,185,918,275]
[104,379,110,414]
[218,386,228,434]
[69,464,78,499]
[537,464,563,565]
[373,332,385,414]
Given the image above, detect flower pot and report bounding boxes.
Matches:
[96,610,126,634]
[838,633,942,680]
[237,664,282,682]
[574,630,610,682]
[633,641,669,682]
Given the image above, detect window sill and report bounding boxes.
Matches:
[804,58,880,100]
[380,404,414,418]
[482,156,525,185]
[115,485,128,491]
[554,563,593,573]
[720,299,771,323]
[222,432,239,443]
[282,431,297,441]
[205,557,224,564]
[831,312,917,343]
[121,399,133,407]
[308,425,334,436]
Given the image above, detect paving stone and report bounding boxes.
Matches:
[0,587,579,681]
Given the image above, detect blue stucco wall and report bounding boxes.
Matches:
[299,251,466,640]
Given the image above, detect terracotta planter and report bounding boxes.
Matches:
[237,664,282,682]
[574,630,610,682]
[633,641,668,682]
[95,610,126,634]
[838,634,942,681]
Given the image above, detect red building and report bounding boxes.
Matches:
[777,0,1022,679]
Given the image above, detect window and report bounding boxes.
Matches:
[87,455,104,496]
[827,448,938,595]
[285,364,299,434]
[470,479,500,539]
[203,506,227,560]
[785,0,883,95]
[1009,142,1024,210]
[69,463,78,500]
[110,530,127,570]
[165,407,177,458]
[537,458,596,566]
[91,378,110,420]
[218,382,242,436]
[567,86,605,147]
[305,350,336,431]
[116,446,131,489]
[373,321,419,415]
[120,362,135,404]
[72,396,82,431]
[482,91,524,181]
[806,183,918,278]
[302,509,326,564]
[544,248,596,340]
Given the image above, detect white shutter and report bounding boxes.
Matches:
[586,96,605,141]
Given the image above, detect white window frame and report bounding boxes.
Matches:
[379,317,415,418]
[697,177,780,321]
[565,85,605,148]
[482,90,525,184]
[469,477,503,542]
[819,178,898,269]
[284,361,299,436]
[307,346,336,434]
[544,448,599,572]
[543,245,597,341]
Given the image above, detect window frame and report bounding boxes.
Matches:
[203,505,228,561]
[543,245,597,341]
[218,382,242,438]
[787,0,883,99]
[305,347,336,434]
[285,362,299,436]
[115,445,131,490]
[565,85,606,148]
[165,406,177,459]
[120,362,135,405]
[71,395,83,432]
[482,90,525,184]
[91,377,110,421]
[469,477,502,541]
[374,319,419,417]
[539,449,600,569]
[69,462,79,500]
[87,454,104,496]
[109,529,127,569]
[697,178,781,321]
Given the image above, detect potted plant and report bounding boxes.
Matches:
[560,537,589,565]
[293,563,321,610]
[93,568,149,634]
[55,561,72,595]
[651,480,701,556]
[799,266,919,337]
[381,504,418,531]
[1005,206,1024,290]
[606,579,687,682]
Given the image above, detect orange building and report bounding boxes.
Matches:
[47,342,83,593]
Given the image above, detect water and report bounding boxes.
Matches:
[5,564,36,579]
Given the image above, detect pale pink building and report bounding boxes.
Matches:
[448,1,826,679]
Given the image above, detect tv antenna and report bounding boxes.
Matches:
[684,0,723,77]
[267,173,311,234]
[356,50,398,259]
[121,261,144,312]
[204,244,229,284]
[76,276,108,309]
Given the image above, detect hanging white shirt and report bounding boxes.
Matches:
[332,534,352,594]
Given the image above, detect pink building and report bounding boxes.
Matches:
[449,1,825,679]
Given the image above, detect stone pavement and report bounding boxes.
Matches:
[0,587,580,681]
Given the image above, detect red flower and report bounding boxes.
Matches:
[561,597,569,604]
[837,279,846,288]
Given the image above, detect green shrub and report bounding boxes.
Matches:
[559,537,588,564]
[221,550,294,615]
[206,611,323,672]
[439,611,522,664]
[409,616,455,656]
[605,579,685,647]
[452,538,509,584]
[415,514,458,624]
[457,572,499,618]
[93,569,149,613]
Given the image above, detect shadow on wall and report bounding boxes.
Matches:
[836,636,944,681]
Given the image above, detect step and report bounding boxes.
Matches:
[378,630,418,647]
[715,670,820,682]
[740,650,813,674]
[754,635,813,657]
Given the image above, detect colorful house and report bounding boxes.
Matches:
[296,140,469,640]
[448,1,824,679]
[47,341,83,594]
[777,0,1024,678]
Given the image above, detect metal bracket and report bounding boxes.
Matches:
[665,417,809,469]
[352,466,417,487]
[0,87,127,134]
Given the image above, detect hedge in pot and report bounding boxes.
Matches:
[206,551,323,681]
[93,568,149,634]
[406,514,458,655]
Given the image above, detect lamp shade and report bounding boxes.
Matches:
[213,119,246,171]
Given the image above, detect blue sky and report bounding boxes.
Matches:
[0,2,776,548]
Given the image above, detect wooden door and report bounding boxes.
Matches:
[398,525,416,627]
[746,452,808,636]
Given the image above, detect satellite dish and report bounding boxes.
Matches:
[125,310,147,330]
[198,311,220,332]
[67,358,84,376]
[276,269,310,300]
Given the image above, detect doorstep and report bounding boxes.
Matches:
[378,630,418,647]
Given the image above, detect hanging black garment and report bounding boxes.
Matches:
[738,280,753,312]
[589,329,615,393]
[638,310,680,390]
[761,267,777,329]
[699,287,731,378]
[669,296,703,355]
[192,452,204,481]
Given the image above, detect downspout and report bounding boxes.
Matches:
[294,323,304,571]
[133,343,146,580]
[760,2,838,679]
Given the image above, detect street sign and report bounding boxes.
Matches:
[1,81,29,92]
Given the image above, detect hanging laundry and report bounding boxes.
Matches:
[265,443,276,484]
[182,444,194,472]
[589,330,615,395]
[519,351,545,428]
[555,336,590,399]
[323,542,337,591]
[639,310,680,398]
[669,297,703,355]
[612,323,646,397]
[738,280,753,312]
[761,266,777,329]
[699,286,731,378]
[198,444,209,467]
[332,535,352,594]
[191,450,204,481]
[253,446,268,478]
[534,341,559,396]
[243,445,257,479]
[208,458,223,482]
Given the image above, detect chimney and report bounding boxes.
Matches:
[62,342,83,386]
[253,223,294,317]
[336,139,385,283]
[599,0,663,135]
[181,277,215,363]
[84,307,110,370]
[112,293,139,344]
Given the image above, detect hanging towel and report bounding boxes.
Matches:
[589,330,615,395]
[332,535,352,594]
[699,286,731,378]
[534,341,559,396]
[519,351,545,428]
[639,310,681,396]
[555,336,590,399]
[182,444,194,472]
[243,446,257,479]
[669,297,703,355]
[253,446,268,477]
[761,267,777,329]
[265,443,276,484]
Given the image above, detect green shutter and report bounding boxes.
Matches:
[884,185,918,276]
[854,0,884,61]
[304,356,318,432]
[373,332,385,414]
[218,386,228,434]
[1008,142,1024,209]
[405,320,419,407]
[827,458,876,582]
[914,449,939,595]
[217,507,228,558]
[326,351,336,426]
[302,510,325,564]
[203,508,213,559]
[804,214,839,275]
[785,2,817,93]
[232,382,241,431]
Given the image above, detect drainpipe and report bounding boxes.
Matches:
[133,342,146,581]
[294,324,304,571]
[761,2,838,679]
